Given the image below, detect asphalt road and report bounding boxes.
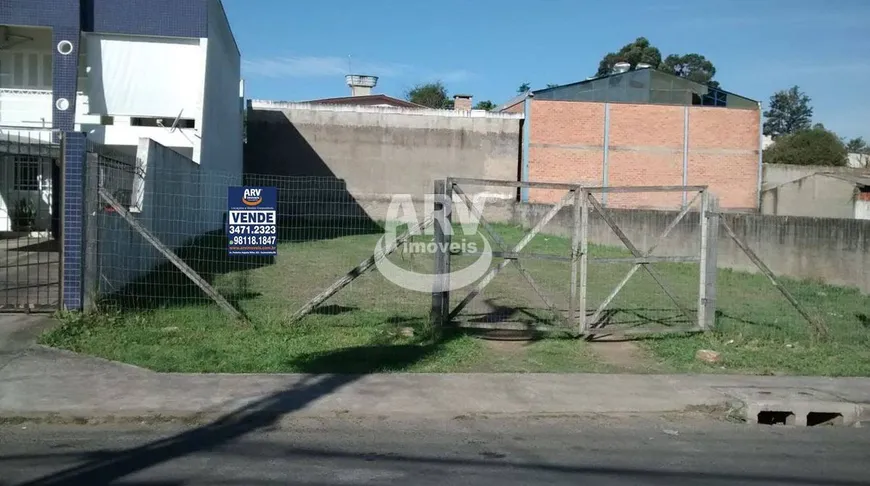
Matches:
[1,415,869,485]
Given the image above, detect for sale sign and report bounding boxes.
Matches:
[227,186,278,256]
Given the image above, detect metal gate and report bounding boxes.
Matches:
[436,178,718,337]
[0,129,61,311]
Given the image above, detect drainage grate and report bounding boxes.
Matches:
[807,412,844,426]
[757,411,795,425]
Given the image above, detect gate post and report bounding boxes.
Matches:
[431,179,450,327]
[60,132,87,311]
[698,192,719,330]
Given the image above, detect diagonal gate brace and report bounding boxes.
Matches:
[585,191,696,328]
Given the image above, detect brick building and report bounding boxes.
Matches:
[500,67,762,211]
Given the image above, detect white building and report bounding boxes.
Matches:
[0,0,244,232]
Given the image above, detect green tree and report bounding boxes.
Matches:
[517,82,531,94]
[763,86,813,138]
[473,100,497,111]
[595,38,721,87]
[660,53,718,87]
[596,37,662,76]
[846,136,868,153]
[405,81,451,109]
[763,126,847,166]
[546,84,560,89]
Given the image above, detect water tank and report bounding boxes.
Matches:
[346,74,378,88]
[613,62,631,74]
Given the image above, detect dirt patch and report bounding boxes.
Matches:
[588,340,662,373]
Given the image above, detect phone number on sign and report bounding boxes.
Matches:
[230,235,277,246]
[228,225,276,235]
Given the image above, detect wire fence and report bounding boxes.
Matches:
[85,144,435,327]
[81,142,870,356]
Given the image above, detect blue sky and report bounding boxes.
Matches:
[225,0,869,140]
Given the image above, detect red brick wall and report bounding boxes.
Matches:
[527,100,604,201]
[686,108,759,210]
[527,99,760,210]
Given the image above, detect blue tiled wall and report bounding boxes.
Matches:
[0,0,81,28]
[62,132,87,310]
[85,0,207,37]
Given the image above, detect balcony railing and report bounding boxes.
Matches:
[0,88,90,129]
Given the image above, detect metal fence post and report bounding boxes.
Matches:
[431,179,449,327]
[703,195,720,330]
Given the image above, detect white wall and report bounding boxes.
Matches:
[197,0,244,230]
[84,34,205,120]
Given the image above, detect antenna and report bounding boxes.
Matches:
[347,55,352,74]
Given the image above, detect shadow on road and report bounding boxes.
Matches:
[10,329,461,486]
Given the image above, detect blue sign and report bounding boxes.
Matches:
[227,186,278,256]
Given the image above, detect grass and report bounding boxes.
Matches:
[40,222,870,376]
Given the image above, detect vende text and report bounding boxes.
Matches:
[229,210,276,225]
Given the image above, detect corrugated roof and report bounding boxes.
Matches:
[496,91,532,112]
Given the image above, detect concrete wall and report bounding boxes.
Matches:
[94,138,202,296]
[510,203,870,294]
[761,174,857,219]
[244,102,523,201]
[762,164,868,188]
[527,100,760,211]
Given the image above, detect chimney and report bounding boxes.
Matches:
[346,74,378,96]
[454,94,472,111]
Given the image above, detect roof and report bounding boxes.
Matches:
[496,91,532,112]
[762,170,870,193]
[818,172,870,188]
[528,68,758,107]
[302,94,425,109]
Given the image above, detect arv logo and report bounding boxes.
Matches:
[375,193,492,293]
[242,188,263,206]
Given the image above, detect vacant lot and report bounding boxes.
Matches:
[42,223,870,376]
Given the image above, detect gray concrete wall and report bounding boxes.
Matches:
[94,138,203,297]
[761,174,857,219]
[244,102,523,201]
[511,203,870,294]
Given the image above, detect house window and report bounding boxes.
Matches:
[14,156,41,191]
[131,117,196,128]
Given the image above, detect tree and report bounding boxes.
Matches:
[762,126,847,166]
[546,84,560,89]
[847,137,870,167]
[473,100,497,111]
[763,86,813,138]
[596,37,662,76]
[846,137,868,153]
[659,53,718,88]
[517,82,531,94]
[405,81,451,109]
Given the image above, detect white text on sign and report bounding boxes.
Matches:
[229,210,276,225]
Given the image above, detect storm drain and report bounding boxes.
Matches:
[717,387,860,427]
[757,411,795,425]
[807,412,844,426]
[756,411,846,426]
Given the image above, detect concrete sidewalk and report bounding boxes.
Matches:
[2,315,870,424]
